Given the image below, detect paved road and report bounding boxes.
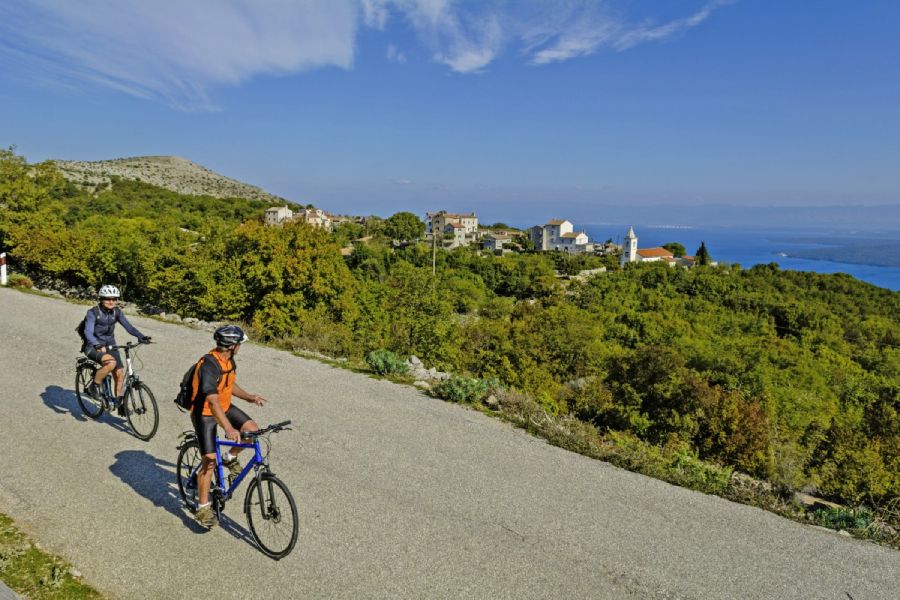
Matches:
[0,286,898,599]
[0,581,18,600]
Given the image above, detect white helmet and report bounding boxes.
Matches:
[98,284,121,299]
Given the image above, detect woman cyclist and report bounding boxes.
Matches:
[82,284,151,414]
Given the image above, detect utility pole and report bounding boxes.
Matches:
[0,253,7,286]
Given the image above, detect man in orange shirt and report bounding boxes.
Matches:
[191,325,267,529]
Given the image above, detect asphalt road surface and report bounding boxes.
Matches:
[0,287,898,599]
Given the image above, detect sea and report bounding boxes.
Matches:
[579,224,900,291]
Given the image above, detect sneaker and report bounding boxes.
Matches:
[195,504,217,529]
[87,382,102,399]
[223,456,242,479]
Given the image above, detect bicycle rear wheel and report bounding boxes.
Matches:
[75,363,104,419]
[244,473,298,559]
[176,438,202,510]
[125,381,159,441]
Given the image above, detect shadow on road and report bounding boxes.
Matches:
[41,385,132,436]
[109,450,256,548]
[40,384,87,422]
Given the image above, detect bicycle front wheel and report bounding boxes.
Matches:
[244,473,299,559]
[75,364,104,419]
[125,381,159,441]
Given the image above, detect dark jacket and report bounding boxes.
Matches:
[84,305,144,348]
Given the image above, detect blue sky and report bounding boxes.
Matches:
[1,0,899,224]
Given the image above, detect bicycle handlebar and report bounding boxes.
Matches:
[240,420,292,440]
[108,340,151,351]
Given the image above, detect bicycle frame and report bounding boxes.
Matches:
[100,344,140,399]
[214,437,266,501]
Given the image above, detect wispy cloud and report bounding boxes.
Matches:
[386,44,407,63]
[0,0,733,110]
[379,0,732,72]
[528,0,733,64]
[0,0,360,110]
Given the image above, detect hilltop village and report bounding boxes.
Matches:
[264,205,713,268]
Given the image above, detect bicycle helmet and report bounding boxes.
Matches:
[98,284,121,299]
[214,325,248,348]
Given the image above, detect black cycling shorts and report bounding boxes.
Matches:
[83,345,123,369]
[191,405,253,455]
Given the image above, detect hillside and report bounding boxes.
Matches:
[54,155,285,203]
[2,148,898,530]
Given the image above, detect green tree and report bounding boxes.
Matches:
[663,242,686,257]
[383,211,425,241]
[695,241,711,265]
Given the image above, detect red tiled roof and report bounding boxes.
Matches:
[637,247,674,258]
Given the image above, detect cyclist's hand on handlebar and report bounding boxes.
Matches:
[225,428,240,443]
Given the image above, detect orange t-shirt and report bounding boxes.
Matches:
[193,349,237,416]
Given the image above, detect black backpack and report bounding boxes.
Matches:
[76,306,106,343]
[174,354,220,412]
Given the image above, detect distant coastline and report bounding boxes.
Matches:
[580,223,900,291]
[781,243,900,268]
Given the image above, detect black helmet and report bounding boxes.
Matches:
[214,325,248,348]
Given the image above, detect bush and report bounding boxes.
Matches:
[600,432,732,494]
[810,506,874,532]
[366,349,408,376]
[434,376,500,403]
[6,274,33,289]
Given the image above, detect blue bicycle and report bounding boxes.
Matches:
[176,420,299,559]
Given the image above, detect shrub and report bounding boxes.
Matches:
[811,506,874,532]
[434,376,503,404]
[366,349,408,376]
[6,274,33,289]
[667,447,733,494]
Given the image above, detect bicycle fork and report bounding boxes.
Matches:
[254,469,282,522]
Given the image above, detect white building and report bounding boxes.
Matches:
[530,219,592,254]
[426,210,479,248]
[443,223,468,248]
[482,233,517,253]
[622,226,638,264]
[622,227,702,266]
[264,205,333,231]
[426,211,479,235]
[264,206,294,225]
[294,207,333,231]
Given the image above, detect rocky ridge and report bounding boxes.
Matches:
[54,155,285,203]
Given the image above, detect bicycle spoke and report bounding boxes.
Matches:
[75,365,104,419]
[245,474,298,559]
[177,440,202,509]
[126,382,159,441]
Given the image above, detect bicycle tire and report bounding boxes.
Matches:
[75,363,104,419]
[125,381,159,441]
[244,473,299,560]
[176,438,202,510]
[176,438,222,511]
